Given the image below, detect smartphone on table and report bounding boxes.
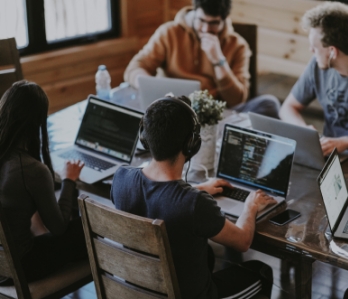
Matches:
[269,209,301,226]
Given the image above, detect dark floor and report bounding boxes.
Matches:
[63,74,348,299]
[212,244,348,299]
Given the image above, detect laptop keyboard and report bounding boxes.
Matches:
[221,187,250,202]
[58,150,117,172]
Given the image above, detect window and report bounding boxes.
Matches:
[44,0,111,43]
[0,0,120,55]
[0,0,28,48]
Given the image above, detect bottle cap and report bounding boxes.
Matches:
[98,65,107,70]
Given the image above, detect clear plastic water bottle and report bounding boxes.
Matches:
[95,65,111,100]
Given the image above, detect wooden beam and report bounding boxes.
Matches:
[231,0,323,36]
[233,0,323,15]
[231,3,307,36]
[21,37,138,75]
[45,68,125,114]
[120,0,137,37]
[25,53,134,86]
[20,37,139,114]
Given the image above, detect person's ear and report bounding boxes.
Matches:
[329,47,337,59]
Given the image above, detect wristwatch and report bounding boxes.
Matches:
[213,57,226,67]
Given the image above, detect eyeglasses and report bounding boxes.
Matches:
[194,17,224,30]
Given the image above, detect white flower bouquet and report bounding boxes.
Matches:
[189,90,226,126]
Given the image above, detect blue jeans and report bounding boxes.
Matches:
[233,94,280,119]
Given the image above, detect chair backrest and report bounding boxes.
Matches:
[0,199,92,299]
[0,202,33,299]
[78,194,181,299]
[233,23,257,100]
[0,38,23,98]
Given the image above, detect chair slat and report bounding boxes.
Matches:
[79,195,181,299]
[233,23,257,100]
[102,274,166,299]
[85,200,161,255]
[94,238,166,294]
[0,40,15,66]
[0,197,92,299]
[0,250,12,277]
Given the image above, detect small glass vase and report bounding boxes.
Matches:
[191,124,217,170]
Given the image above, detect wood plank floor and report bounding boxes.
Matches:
[62,73,348,298]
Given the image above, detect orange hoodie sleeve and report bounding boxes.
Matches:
[124,24,170,86]
[216,38,251,106]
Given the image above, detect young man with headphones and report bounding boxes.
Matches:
[279,2,348,156]
[111,96,276,298]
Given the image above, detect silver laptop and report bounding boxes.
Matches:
[51,96,143,184]
[318,148,348,240]
[249,112,325,170]
[215,124,296,219]
[138,76,200,111]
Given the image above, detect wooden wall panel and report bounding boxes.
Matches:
[42,68,125,113]
[258,28,311,64]
[22,37,138,114]
[258,54,308,78]
[134,0,170,46]
[231,0,322,76]
[232,4,307,36]
[169,0,191,19]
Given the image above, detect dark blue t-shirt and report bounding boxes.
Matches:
[111,166,225,299]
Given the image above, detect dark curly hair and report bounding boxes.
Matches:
[193,0,232,20]
[142,96,195,163]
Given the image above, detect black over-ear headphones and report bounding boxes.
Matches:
[139,97,201,160]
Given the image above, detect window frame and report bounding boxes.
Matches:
[20,0,120,56]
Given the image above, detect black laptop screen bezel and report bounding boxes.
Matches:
[317,148,348,234]
[74,95,143,164]
[217,124,296,197]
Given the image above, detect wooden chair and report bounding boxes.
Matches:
[0,201,92,299]
[233,23,258,100]
[0,38,23,98]
[78,194,181,299]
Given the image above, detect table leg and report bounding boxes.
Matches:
[294,256,314,299]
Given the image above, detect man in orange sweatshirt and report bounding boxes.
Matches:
[124,0,280,117]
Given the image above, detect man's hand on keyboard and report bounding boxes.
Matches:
[61,160,85,181]
[195,178,233,195]
[245,190,277,213]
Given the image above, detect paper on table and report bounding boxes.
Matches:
[330,240,348,258]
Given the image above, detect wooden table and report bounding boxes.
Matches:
[48,96,348,299]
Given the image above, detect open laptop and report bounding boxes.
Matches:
[138,76,200,111]
[214,124,296,219]
[51,96,143,184]
[317,148,348,240]
[249,112,325,170]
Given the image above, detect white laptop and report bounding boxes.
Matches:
[249,112,325,170]
[318,148,348,240]
[138,76,201,111]
[51,96,143,184]
[214,124,296,220]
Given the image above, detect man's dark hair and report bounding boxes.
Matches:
[142,96,194,163]
[302,2,348,55]
[193,0,232,19]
